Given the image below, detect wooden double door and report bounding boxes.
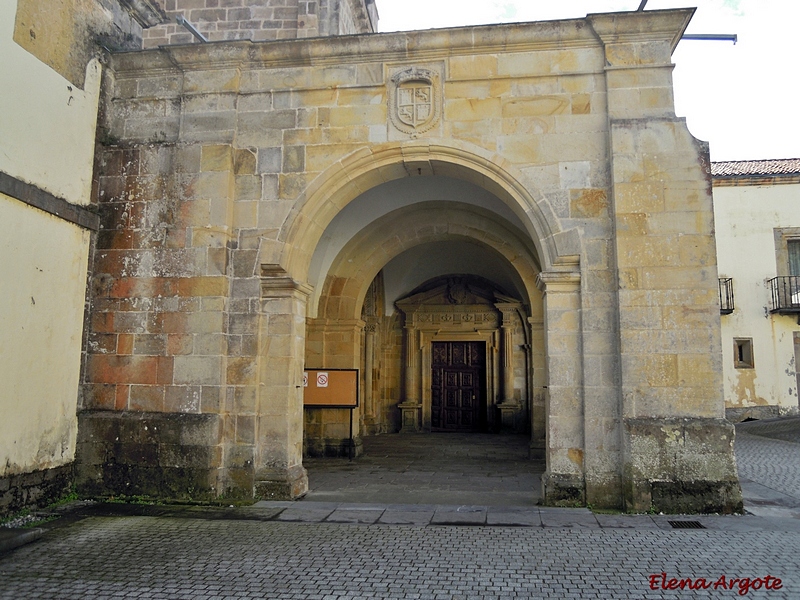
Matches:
[431,341,486,431]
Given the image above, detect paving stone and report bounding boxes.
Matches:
[3,418,800,598]
[378,510,435,525]
[5,519,798,599]
[430,506,487,525]
[594,514,659,529]
[273,506,335,522]
[325,509,383,524]
[486,507,542,527]
[539,508,599,528]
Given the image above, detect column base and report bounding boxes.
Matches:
[398,402,422,433]
[541,472,586,507]
[528,442,545,460]
[623,417,743,514]
[496,401,522,432]
[254,464,308,500]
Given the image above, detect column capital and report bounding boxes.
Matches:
[536,270,581,293]
[261,264,313,298]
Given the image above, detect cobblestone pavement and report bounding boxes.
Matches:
[1,420,800,599]
[735,416,800,518]
[1,515,798,599]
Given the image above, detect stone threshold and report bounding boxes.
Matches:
[20,500,800,533]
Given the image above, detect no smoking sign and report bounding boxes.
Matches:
[316,372,329,387]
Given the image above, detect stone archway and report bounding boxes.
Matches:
[274,141,569,285]
[300,175,551,461]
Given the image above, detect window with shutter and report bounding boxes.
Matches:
[789,240,800,277]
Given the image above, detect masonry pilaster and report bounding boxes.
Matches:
[496,303,522,431]
[255,265,311,499]
[537,270,585,506]
[589,10,742,513]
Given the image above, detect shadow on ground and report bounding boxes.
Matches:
[302,433,543,506]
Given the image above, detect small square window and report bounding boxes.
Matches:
[734,338,754,369]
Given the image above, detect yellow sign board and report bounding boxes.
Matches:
[302,369,358,407]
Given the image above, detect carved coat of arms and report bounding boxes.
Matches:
[389,66,441,135]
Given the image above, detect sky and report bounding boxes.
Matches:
[376,0,800,162]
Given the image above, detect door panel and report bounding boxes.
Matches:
[431,341,486,431]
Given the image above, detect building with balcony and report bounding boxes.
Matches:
[713,158,800,421]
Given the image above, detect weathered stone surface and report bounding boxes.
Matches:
[76,411,223,501]
[79,8,740,512]
[0,464,74,518]
[622,417,743,514]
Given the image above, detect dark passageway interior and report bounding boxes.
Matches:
[302,433,543,506]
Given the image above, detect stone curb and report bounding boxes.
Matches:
[50,501,800,532]
[0,527,44,554]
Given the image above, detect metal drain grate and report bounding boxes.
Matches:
[668,520,705,529]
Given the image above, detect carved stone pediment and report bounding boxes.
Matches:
[406,306,499,328]
[396,280,514,329]
[396,280,497,308]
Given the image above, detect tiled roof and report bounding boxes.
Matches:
[712,158,800,178]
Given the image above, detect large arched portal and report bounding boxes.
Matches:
[257,142,590,507]
[81,10,742,514]
[301,178,548,457]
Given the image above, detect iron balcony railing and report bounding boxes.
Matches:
[767,276,800,313]
[719,278,734,314]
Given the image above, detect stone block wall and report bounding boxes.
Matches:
[0,465,73,519]
[76,411,222,500]
[623,418,742,513]
[589,11,743,512]
[143,0,376,48]
[81,141,270,499]
[82,10,741,511]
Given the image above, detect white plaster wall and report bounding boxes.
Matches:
[0,194,91,476]
[0,0,101,207]
[0,0,98,477]
[714,182,800,412]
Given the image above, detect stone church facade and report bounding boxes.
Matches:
[68,3,743,512]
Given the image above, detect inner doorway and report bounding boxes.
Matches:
[431,341,486,431]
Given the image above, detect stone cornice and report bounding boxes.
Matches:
[587,8,694,54]
[110,16,603,75]
[307,319,366,332]
[712,175,800,188]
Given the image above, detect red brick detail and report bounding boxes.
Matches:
[117,333,134,355]
[87,355,160,385]
[158,312,189,334]
[129,385,166,412]
[157,356,174,385]
[167,334,193,356]
[115,384,130,410]
[109,277,179,299]
[83,384,116,410]
[91,312,115,333]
